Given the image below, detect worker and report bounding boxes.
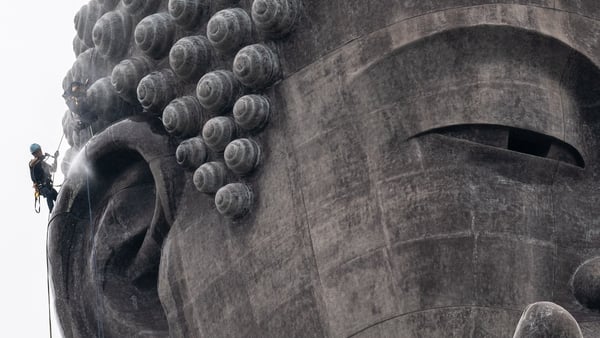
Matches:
[62,80,95,128]
[29,143,59,213]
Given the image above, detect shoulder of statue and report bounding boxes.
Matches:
[29,158,38,168]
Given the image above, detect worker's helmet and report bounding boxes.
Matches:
[30,143,41,154]
[70,81,82,92]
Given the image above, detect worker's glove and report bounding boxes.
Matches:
[54,150,59,158]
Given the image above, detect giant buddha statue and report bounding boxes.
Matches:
[49,1,600,337]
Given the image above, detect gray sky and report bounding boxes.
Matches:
[0,1,88,336]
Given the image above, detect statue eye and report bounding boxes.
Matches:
[430,124,585,168]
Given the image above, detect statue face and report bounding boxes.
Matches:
[50,2,600,337]
[259,22,600,336]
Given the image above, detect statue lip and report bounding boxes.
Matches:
[412,123,585,168]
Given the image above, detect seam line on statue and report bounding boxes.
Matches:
[326,232,554,273]
[297,173,333,333]
[550,48,574,301]
[347,305,522,337]
[373,171,402,316]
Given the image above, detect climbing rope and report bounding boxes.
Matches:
[42,133,66,337]
[86,170,105,338]
[50,133,65,187]
[45,221,53,338]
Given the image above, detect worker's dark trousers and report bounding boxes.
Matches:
[40,185,58,213]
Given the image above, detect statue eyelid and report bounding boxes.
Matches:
[415,124,585,168]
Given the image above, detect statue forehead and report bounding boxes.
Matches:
[63,2,600,218]
[66,2,600,122]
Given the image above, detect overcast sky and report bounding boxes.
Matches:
[0,1,88,336]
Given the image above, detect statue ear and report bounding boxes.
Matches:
[78,116,185,239]
[48,117,184,336]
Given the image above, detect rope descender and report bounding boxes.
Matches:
[34,189,41,214]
